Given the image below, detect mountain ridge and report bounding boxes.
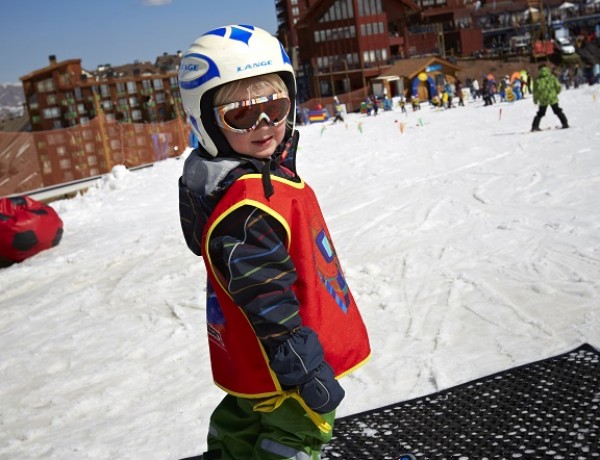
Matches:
[0,83,25,119]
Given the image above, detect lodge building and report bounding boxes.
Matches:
[275,0,600,104]
[18,54,185,184]
[20,54,183,132]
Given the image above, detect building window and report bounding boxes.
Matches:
[131,109,142,121]
[59,159,72,170]
[63,91,74,103]
[319,0,354,22]
[42,158,52,175]
[127,81,137,94]
[116,82,126,95]
[48,133,64,145]
[364,48,387,64]
[129,96,139,107]
[28,94,39,110]
[155,92,165,103]
[42,107,61,119]
[46,94,57,105]
[317,56,332,71]
[315,25,356,43]
[100,84,110,98]
[358,0,382,16]
[77,103,86,114]
[59,73,71,86]
[36,78,55,93]
[360,22,385,36]
[319,80,331,97]
[153,79,163,90]
[74,87,83,100]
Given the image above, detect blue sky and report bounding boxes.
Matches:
[0,0,279,84]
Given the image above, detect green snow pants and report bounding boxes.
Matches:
[205,394,336,460]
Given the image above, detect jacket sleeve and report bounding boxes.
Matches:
[178,179,204,256]
[207,204,302,343]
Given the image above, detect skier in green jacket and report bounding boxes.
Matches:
[531,64,569,132]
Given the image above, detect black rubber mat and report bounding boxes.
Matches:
[322,344,600,459]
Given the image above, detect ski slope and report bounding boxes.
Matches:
[1,85,599,460]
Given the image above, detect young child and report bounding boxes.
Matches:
[177,25,371,460]
[531,63,569,132]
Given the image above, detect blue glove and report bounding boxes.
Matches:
[268,326,345,414]
[299,361,345,414]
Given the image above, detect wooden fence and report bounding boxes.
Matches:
[0,114,190,197]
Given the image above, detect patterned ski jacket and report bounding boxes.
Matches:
[532,67,561,106]
[178,131,370,402]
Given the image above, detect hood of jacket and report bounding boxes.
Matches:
[538,66,552,79]
[178,131,300,256]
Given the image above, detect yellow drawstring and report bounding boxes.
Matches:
[252,390,332,433]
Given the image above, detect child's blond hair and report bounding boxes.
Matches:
[214,73,288,106]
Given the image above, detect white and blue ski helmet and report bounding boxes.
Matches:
[178,25,296,156]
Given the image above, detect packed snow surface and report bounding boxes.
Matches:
[1,86,599,459]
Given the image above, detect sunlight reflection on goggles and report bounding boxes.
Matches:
[214,93,291,133]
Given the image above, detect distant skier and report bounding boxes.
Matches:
[531,63,569,132]
[331,96,345,124]
[482,78,494,106]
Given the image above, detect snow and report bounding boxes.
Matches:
[1,86,600,460]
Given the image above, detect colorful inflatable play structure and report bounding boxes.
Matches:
[307,107,329,123]
[0,196,63,266]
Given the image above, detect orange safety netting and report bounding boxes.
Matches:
[0,114,191,197]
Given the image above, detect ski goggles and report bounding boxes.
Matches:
[214,93,291,133]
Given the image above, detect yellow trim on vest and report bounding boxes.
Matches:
[335,352,372,380]
[214,381,283,400]
[236,173,306,189]
[253,390,333,434]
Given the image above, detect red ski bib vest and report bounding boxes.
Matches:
[201,174,371,398]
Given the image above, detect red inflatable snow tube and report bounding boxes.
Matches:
[0,196,64,265]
